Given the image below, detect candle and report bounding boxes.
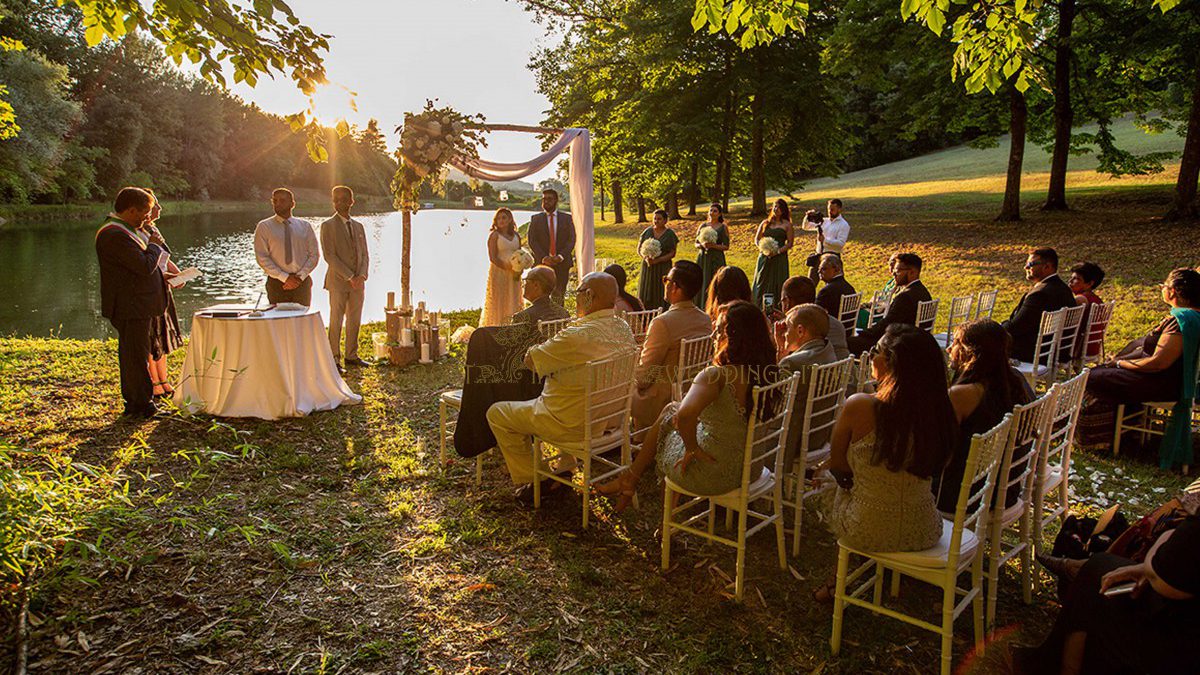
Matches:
[401,328,413,347]
[438,337,447,354]
[420,342,431,363]
[387,291,395,310]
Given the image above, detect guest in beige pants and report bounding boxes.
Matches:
[320,185,370,367]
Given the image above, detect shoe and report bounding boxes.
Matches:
[1035,553,1079,578]
[123,404,158,418]
[344,357,368,367]
[1008,643,1046,675]
[514,479,557,506]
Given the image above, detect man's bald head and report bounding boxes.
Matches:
[577,271,618,316]
[523,265,557,302]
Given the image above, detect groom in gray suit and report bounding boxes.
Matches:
[322,185,370,367]
[527,188,575,304]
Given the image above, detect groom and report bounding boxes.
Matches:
[527,188,574,305]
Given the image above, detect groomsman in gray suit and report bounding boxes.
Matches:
[321,185,370,367]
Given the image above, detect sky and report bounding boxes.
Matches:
[226,0,561,182]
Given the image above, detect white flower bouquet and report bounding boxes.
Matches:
[758,237,781,257]
[639,238,662,260]
[451,325,476,344]
[510,247,535,273]
[696,226,718,248]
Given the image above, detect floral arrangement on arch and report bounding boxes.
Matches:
[390,100,487,212]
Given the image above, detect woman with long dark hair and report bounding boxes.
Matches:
[752,197,793,312]
[934,319,1034,512]
[704,265,753,321]
[637,208,678,311]
[597,300,780,512]
[695,203,730,308]
[605,263,644,314]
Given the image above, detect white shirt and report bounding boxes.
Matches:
[819,215,850,254]
[254,214,320,282]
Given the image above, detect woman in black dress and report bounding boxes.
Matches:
[140,191,185,397]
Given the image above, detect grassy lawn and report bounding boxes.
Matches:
[3,151,1200,672]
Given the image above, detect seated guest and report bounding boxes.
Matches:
[934,319,1033,513]
[816,253,856,320]
[605,263,644,314]
[632,260,713,429]
[1012,514,1200,675]
[510,266,570,328]
[1069,261,1106,360]
[704,265,753,321]
[814,324,958,601]
[777,275,849,360]
[777,304,839,469]
[1003,247,1076,362]
[597,300,780,512]
[847,252,931,355]
[1078,268,1200,467]
[486,272,637,500]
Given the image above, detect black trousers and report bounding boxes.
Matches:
[265,276,313,305]
[112,317,154,413]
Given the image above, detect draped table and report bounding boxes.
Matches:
[173,305,362,419]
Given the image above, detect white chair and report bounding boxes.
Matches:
[661,374,800,601]
[621,308,661,345]
[852,351,876,394]
[916,298,940,333]
[783,358,855,557]
[538,317,571,339]
[984,390,1056,630]
[1113,352,1200,463]
[1032,370,1089,556]
[838,292,861,335]
[673,333,714,402]
[1055,304,1087,376]
[532,350,639,528]
[866,289,892,328]
[974,289,998,320]
[934,295,974,349]
[1079,301,1115,368]
[437,389,488,486]
[1015,308,1065,392]
[830,414,1012,675]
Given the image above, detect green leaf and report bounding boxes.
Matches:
[926,6,945,34]
[335,119,350,138]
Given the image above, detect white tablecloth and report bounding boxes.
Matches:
[174,306,362,419]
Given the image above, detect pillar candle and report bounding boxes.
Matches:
[401,328,413,347]
[420,342,431,363]
[438,337,447,355]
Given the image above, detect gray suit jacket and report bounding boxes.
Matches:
[321,214,369,292]
[779,339,839,471]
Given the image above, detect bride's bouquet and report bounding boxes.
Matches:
[758,237,781,257]
[639,238,662,260]
[696,226,718,249]
[509,247,535,273]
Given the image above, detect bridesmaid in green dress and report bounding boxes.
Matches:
[694,203,730,308]
[637,208,678,311]
[752,198,794,314]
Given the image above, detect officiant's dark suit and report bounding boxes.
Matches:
[1003,273,1075,362]
[96,189,167,416]
[528,207,575,304]
[847,279,931,355]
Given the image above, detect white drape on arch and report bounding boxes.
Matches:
[449,128,594,279]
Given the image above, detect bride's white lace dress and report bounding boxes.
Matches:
[480,231,524,326]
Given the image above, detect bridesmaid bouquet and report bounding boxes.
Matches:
[510,247,535,273]
[451,325,476,344]
[639,238,662,260]
[758,237,781,256]
[696,226,718,249]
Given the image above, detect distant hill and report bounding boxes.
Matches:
[444,167,537,194]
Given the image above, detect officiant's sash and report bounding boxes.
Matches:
[95,216,148,250]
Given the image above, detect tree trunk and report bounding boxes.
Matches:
[637,196,648,223]
[712,157,725,204]
[612,180,624,224]
[401,209,412,305]
[722,159,732,213]
[666,191,681,220]
[998,89,1027,222]
[599,180,606,221]
[717,90,737,207]
[750,92,767,218]
[1167,61,1200,221]
[687,159,698,216]
[1043,0,1075,211]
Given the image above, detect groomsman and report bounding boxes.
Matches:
[95,187,167,417]
[321,186,370,367]
[527,188,575,304]
[254,188,319,305]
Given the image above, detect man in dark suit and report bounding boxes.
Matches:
[526,188,575,304]
[95,187,167,417]
[815,253,856,320]
[848,252,932,354]
[1003,247,1077,362]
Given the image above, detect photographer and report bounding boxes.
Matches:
[803,199,850,284]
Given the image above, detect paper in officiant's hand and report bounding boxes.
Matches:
[168,267,202,289]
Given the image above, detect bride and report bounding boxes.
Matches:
[480,207,524,326]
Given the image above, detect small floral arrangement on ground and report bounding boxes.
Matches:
[758,237,780,257]
[639,238,662,260]
[696,226,718,248]
[391,100,487,212]
[510,248,535,273]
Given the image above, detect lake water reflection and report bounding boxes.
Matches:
[0,208,536,340]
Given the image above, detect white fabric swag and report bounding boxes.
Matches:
[449,128,595,279]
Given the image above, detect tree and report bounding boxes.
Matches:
[0,49,81,201]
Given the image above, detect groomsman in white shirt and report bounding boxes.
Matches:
[805,198,850,283]
[321,185,370,367]
[254,187,320,305]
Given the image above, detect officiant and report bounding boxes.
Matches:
[527,188,575,304]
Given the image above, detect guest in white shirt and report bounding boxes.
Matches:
[254,187,320,305]
[803,198,850,283]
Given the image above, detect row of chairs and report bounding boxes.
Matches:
[837,288,1000,342]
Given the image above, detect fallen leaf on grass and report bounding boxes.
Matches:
[195,655,228,666]
[465,583,496,592]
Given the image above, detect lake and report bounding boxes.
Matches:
[0,208,536,340]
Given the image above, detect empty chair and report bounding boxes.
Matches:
[916,298,940,333]
[1032,370,1089,556]
[934,295,974,349]
[1078,301,1115,368]
[974,289,998,320]
[1055,304,1087,375]
[1014,308,1065,392]
[839,291,861,335]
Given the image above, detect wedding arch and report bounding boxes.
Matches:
[390,106,595,312]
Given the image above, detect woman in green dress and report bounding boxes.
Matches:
[694,203,730,308]
[751,198,794,315]
[637,208,678,311]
